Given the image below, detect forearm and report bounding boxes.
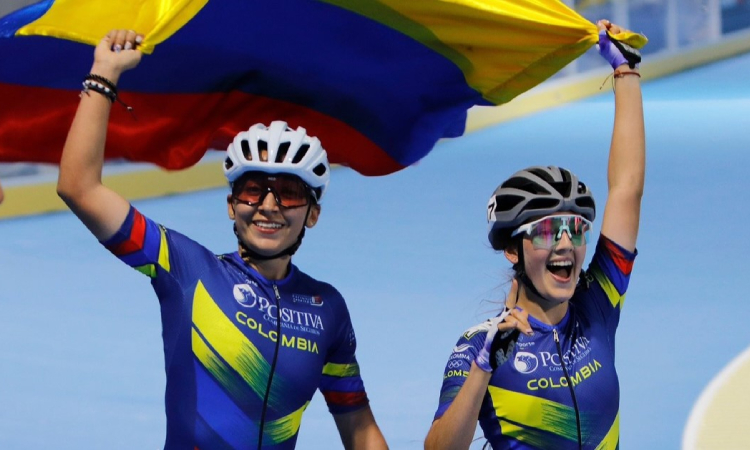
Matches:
[57,57,133,240]
[424,363,491,450]
[608,66,645,198]
[334,406,388,450]
[58,63,120,197]
[348,421,388,450]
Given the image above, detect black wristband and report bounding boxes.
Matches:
[610,38,641,69]
[489,328,520,370]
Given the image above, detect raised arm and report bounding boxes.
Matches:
[597,20,645,252]
[56,30,143,241]
[333,406,388,450]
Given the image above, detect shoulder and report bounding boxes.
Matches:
[293,267,345,300]
[457,318,495,348]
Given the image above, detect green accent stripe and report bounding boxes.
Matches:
[134,263,156,277]
[322,362,360,377]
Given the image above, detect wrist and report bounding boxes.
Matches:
[615,64,637,72]
[89,63,122,85]
[613,67,641,80]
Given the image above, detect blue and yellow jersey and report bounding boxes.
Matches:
[434,236,636,449]
[102,206,369,449]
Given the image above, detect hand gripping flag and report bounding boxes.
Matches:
[0,0,646,176]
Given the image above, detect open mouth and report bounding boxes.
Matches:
[547,260,573,280]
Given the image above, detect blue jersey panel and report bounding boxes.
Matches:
[102,206,369,449]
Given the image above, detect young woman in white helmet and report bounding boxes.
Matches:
[57,30,388,450]
[425,20,645,449]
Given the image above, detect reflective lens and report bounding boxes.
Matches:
[233,173,311,208]
[511,215,592,249]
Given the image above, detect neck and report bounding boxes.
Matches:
[515,283,569,326]
[239,245,291,280]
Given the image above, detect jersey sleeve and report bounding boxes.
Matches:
[433,324,486,421]
[100,206,168,278]
[99,205,209,285]
[319,293,369,415]
[579,234,637,333]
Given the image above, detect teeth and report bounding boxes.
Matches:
[548,261,573,267]
[254,222,282,229]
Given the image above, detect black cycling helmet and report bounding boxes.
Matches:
[487,166,596,250]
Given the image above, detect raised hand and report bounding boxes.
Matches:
[91,30,144,83]
[475,279,533,373]
[597,19,641,69]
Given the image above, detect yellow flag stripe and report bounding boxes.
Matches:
[325,0,599,104]
[16,0,208,54]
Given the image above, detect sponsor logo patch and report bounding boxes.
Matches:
[292,294,324,307]
[514,351,539,374]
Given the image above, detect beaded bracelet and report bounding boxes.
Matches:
[80,74,134,115]
[81,79,116,103]
[85,73,118,95]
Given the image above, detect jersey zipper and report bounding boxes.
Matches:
[258,283,284,450]
[554,327,582,450]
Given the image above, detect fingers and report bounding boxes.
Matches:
[597,19,627,35]
[498,307,533,337]
[102,29,143,53]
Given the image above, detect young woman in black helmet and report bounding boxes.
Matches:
[425,20,644,450]
[56,29,388,449]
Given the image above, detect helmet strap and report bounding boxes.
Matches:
[515,242,549,303]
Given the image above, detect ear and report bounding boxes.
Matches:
[227,194,236,220]
[306,204,321,228]
[504,245,519,265]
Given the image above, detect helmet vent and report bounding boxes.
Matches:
[576,197,595,210]
[224,157,234,170]
[276,142,290,162]
[551,181,572,197]
[503,177,550,195]
[240,140,252,160]
[526,198,560,211]
[292,144,310,164]
[494,194,524,213]
[258,140,268,160]
[529,167,555,184]
[313,163,327,176]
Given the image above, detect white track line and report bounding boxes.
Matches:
[682,345,750,449]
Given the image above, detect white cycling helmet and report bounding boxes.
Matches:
[223,121,330,201]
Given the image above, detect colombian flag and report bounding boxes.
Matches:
[0,0,606,176]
